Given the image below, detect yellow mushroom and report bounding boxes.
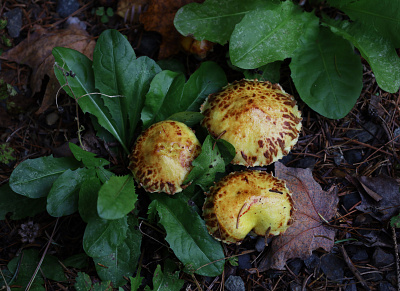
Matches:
[128,120,201,195]
[203,170,293,244]
[201,79,302,167]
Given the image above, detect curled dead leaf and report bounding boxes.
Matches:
[257,162,339,271]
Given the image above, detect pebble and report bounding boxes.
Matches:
[344,280,357,291]
[343,149,363,165]
[4,8,22,38]
[46,112,59,126]
[293,156,316,169]
[346,121,379,143]
[224,275,245,291]
[255,237,266,252]
[56,0,80,18]
[372,247,394,268]
[320,253,345,283]
[289,282,301,291]
[304,253,320,271]
[379,281,396,291]
[287,259,303,276]
[344,245,368,262]
[341,192,361,211]
[394,127,400,143]
[238,253,252,270]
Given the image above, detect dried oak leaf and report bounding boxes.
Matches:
[257,162,339,271]
[1,24,95,114]
[356,175,400,222]
[139,0,203,59]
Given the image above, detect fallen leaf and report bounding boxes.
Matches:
[139,0,203,59]
[356,175,400,222]
[1,24,95,114]
[257,162,339,271]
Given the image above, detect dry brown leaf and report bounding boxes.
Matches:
[1,24,96,114]
[139,0,203,59]
[257,162,339,271]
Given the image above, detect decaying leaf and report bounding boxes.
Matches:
[139,0,203,59]
[1,24,95,114]
[257,162,339,271]
[356,175,400,222]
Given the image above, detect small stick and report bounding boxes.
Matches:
[340,245,370,291]
[391,226,400,291]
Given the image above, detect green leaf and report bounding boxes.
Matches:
[9,155,80,198]
[40,254,66,282]
[83,215,128,257]
[167,111,204,127]
[97,175,137,220]
[174,0,279,44]
[141,62,227,128]
[0,184,46,220]
[79,176,102,223]
[93,29,161,147]
[290,27,363,119]
[129,274,144,291]
[156,59,186,74]
[63,253,89,269]
[327,0,400,47]
[243,62,282,83]
[8,249,44,289]
[184,135,234,191]
[46,168,95,217]
[323,18,400,93]
[230,1,319,69]
[391,214,400,228]
[53,47,129,154]
[150,194,225,276]
[74,272,92,291]
[69,143,110,168]
[93,215,141,287]
[145,265,184,291]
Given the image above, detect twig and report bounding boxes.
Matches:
[340,245,370,291]
[392,226,400,291]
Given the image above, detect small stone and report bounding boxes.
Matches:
[351,248,369,262]
[289,282,301,291]
[372,248,394,268]
[4,8,22,38]
[333,152,344,166]
[344,149,363,165]
[379,281,396,291]
[57,0,80,18]
[225,275,245,291]
[320,253,345,283]
[255,237,266,252]
[238,253,252,270]
[358,266,383,282]
[294,156,316,169]
[287,259,303,276]
[346,121,379,143]
[342,192,361,211]
[344,280,357,291]
[304,253,320,271]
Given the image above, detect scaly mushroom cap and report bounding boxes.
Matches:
[201,79,302,167]
[203,170,293,244]
[128,120,201,195]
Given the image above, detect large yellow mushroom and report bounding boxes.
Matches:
[203,170,293,244]
[201,79,302,167]
[128,120,201,195]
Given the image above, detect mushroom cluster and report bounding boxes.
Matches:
[128,79,302,244]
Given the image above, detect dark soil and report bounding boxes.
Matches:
[0,0,399,290]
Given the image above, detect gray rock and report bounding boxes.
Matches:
[304,253,320,271]
[320,253,345,283]
[344,149,363,165]
[238,253,252,270]
[287,259,303,276]
[225,275,245,291]
[372,247,394,268]
[342,192,361,211]
[289,282,301,291]
[4,8,22,38]
[344,280,357,291]
[255,237,266,252]
[379,281,396,291]
[57,0,80,18]
[351,248,369,262]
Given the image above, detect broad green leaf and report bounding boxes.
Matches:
[150,195,225,276]
[323,18,400,93]
[83,215,128,257]
[243,62,282,83]
[141,70,185,128]
[97,175,137,220]
[9,156,79,198]
[74,272,92,291]
[53,47,128,154]
[184,135,234,191]
[69,143,110,168]
[230,1,319,69]
[79,176,102,223]
[0,184,46,220]
[290,27,363,119]
[46,168,95,217]
[141,62,226,128]
[174,0,279,44]
[40,254,66,282]
[94,216,141,287]
[144,265,184,291]
[157,59,186,74]
[167,111,204,127]
[63,253,89,269]
[327,0,400,47]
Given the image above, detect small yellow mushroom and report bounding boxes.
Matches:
[201,79,302,167]
[128,120,201,195]
[203,170,293,244]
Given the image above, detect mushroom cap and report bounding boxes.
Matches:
[201,79,302,167]
[203,170,293,244]
[128,120,201,195]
